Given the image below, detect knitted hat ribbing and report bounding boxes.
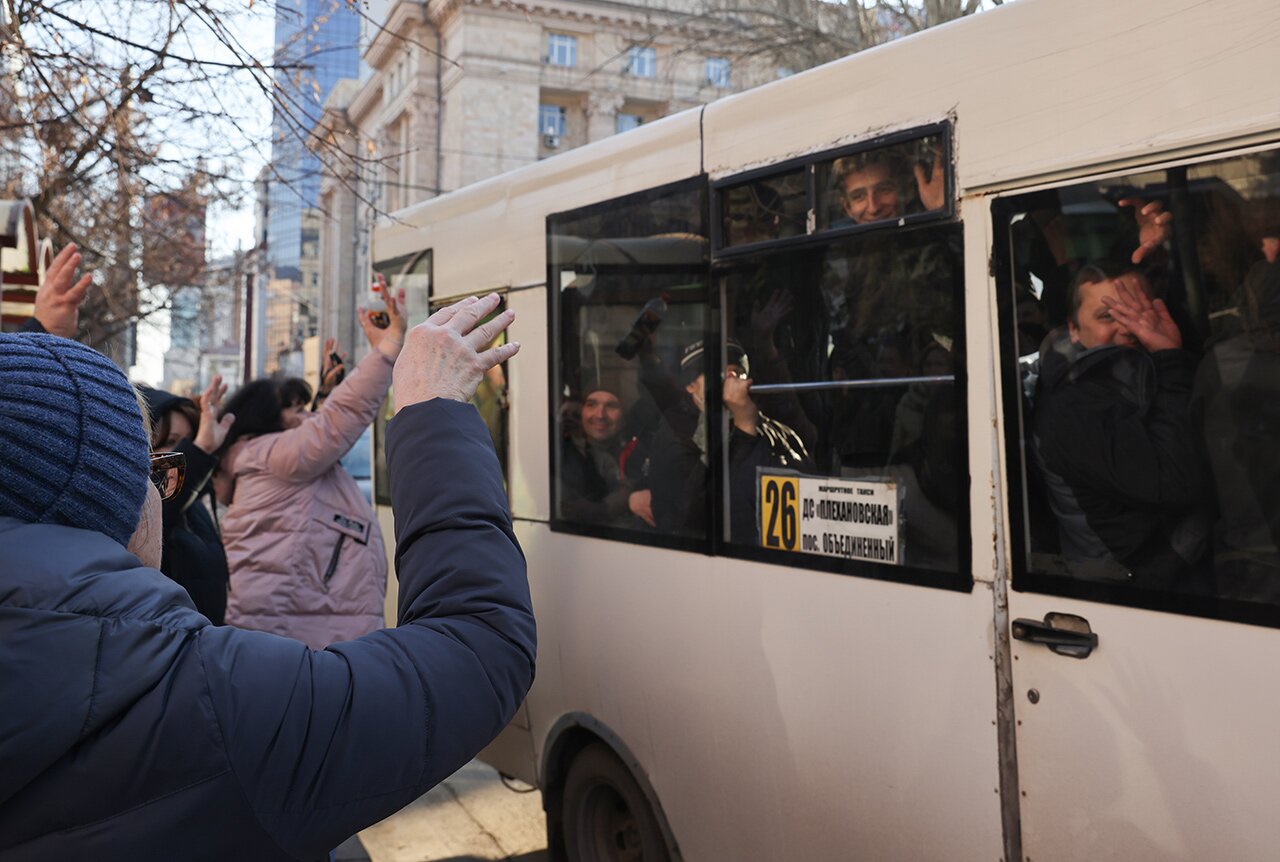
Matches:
[0,333,150,547]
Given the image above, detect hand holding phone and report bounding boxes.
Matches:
[327,352,346,386]
[368,275,391,327]
[361,273,408,358]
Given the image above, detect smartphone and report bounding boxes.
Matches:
[369,277,390,328]
[328,352,346,385]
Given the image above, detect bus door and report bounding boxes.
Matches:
[993,147,1280,860]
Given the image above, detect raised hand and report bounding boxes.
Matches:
[393,293,520,412]
[1101,275,1183,352]
[914,144,946,212]
[1118,197,1172,265]
[319,338,346,389]
[752,289,792,332]
[747,286,788,358]
[35,242,92,338]
[359,273,408,358]
[194,375,236,455]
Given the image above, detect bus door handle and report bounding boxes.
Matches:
[1011,613,1098,659]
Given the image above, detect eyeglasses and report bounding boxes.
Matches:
[149,451,186,501]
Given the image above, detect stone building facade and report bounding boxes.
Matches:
[312,0,768,360]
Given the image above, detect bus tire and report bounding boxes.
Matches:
[562,743,670,862]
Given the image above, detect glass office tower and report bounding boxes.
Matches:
[263,0,359,372]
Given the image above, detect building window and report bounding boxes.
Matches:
[615,113,642,134]
[626,46,656,78]
[706,57,731,88]
[547,33,577,67]
[539,104,567,139]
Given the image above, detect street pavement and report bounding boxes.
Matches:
[335,761,549,862]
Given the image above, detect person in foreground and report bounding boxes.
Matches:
[0,293,534,861]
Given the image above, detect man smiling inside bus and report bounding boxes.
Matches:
[1031,263,1211,587]
[832,141,945,226]
[559,384,654,529]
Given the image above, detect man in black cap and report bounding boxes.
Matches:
[641,337,810,543]
[558,380,653,528]
[0,292,535,861]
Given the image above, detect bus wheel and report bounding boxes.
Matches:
[563,743,670,862]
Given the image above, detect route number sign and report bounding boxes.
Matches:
[758,471,903,564]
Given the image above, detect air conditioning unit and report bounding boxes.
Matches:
[543,133,561,149]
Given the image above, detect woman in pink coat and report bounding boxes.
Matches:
[215,283,406,649]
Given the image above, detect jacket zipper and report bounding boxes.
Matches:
[323,535,346,588]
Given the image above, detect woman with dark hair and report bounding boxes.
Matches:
[138,376,235,623]
[215,279,407,649]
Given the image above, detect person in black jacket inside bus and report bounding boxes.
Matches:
[138,381,234,623]
[641,338,811,544]
[1032,263,1211,588]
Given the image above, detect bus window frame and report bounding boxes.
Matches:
[546,175,717,555]
[710,121,955,260]
[428,289,514,490]
[707,123,967,592]
[544,169,972,591]
[709,232,974,593]
[991,163,1280,630]
[372,249,433,507]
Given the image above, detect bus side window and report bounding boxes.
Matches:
[720,171,806,248]
[1004,148,1280,608]
[372,251,433,506]
[721,222,966,573]
[554,282,708,538]
[549,180,712,545]
[818,132,947,232]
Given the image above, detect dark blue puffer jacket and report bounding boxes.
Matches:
[0,399,536,860]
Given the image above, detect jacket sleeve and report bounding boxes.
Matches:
[195,399,536,859]
[260,349,393,483]
[639,355,700,439]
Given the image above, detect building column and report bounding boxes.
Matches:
[586,91,625,143]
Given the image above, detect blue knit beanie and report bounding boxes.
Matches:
[0,333,150,547]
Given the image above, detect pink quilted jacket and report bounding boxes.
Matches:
[221,351,392,649]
